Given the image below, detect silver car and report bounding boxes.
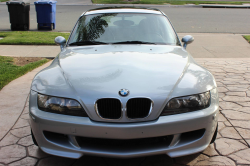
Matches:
[29,7,219,159]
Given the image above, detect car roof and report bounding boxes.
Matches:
[83,6,163,16]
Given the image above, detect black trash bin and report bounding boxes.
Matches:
[6,0,30,30]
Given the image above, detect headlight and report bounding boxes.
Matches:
[37,94,88,117]
[160,91,210,116]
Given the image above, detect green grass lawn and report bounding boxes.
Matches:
[244,35,250,44]
[0,31,70,45]
[92,0,250,5]
[0,0,8,2]
[0,56,49,90]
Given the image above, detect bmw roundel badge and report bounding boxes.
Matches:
[119,89,129,97]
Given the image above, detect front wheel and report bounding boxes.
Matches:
[210,123,218,144]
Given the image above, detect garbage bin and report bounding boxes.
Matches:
[6,0,30,30]
[34,0,57,30]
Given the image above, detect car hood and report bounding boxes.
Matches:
[59,45,188,99]
[31,45,216,122]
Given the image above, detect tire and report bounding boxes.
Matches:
[210,123,218,144]
[50,23,53,30]
[31,129,38,146]
[23,24,28,31]
[27,23,30,30]
[11,24,15,31]
[37,24,41,30]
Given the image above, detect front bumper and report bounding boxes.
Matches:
[29,89,219,159]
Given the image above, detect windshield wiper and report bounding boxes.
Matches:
[69,41,108,46]
[111,41,156,45]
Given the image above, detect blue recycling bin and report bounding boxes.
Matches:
[34,0,57,30]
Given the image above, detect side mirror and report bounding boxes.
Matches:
[181,35,194,49]
[55,36,66,51]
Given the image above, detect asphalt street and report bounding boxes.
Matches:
[0,5,250,33]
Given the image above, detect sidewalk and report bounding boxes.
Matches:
[0,45,60,58]
[0,33,250,58]
[1,58,250,165]
[180,33,250,58]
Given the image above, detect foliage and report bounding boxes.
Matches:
[0,31,70,45]
[243,35,250,43]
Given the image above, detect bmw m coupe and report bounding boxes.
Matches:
[29,7,219,159]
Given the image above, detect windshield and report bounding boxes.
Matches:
[68,13,179,46]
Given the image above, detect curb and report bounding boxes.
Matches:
[0,3,93,5]
[93,4,202,7]
[0,3,200,7]
[200,4,250,8]
[1,3,250,8]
